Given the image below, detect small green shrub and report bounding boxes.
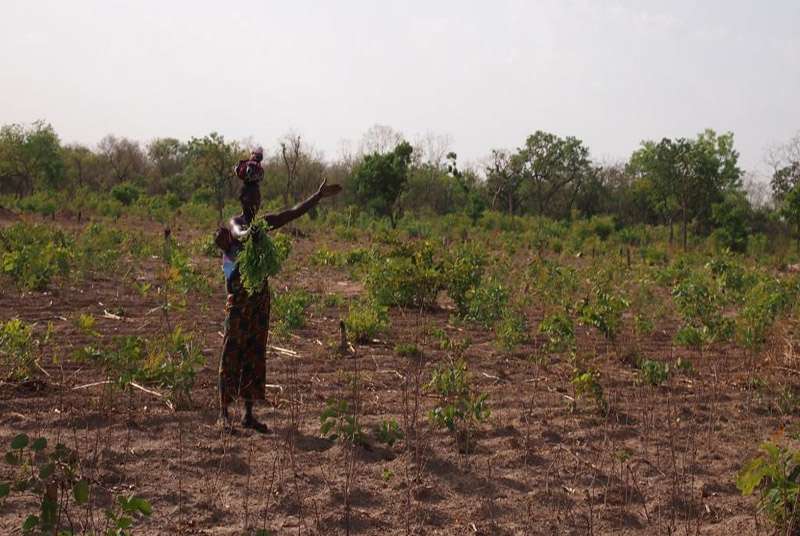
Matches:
[375,419,404,447]
[1,434,152,535]
[539,312,576,354]
[75,327,204,405]
[322,293,345,308]
[577,285,629,343]
[462,278,507,326]
[320,399,365,445]
[737,442,800,532]
[394,342,421,359]
[571,369,607,414]
[0,223,72,290]
[442,243,486,316]
[366,241,441,309]
[0,319,39,382]
[427,359,490,451]
[111,182,142,206]
[637,359,670,386]
[495,308,529,350]
[272,289,313,333]
[344,300,389,343]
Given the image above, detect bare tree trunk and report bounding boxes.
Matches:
[281,134,302,206]
[682,204,688,251]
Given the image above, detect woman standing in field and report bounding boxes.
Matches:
[216,147,341,432]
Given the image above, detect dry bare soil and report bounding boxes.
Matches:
[0,213,792,535]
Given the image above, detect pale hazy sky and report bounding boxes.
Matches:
[2,0,798,174]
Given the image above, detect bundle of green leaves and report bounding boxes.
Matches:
[237,220,291,295]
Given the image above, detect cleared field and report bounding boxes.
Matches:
[1,209,797,535]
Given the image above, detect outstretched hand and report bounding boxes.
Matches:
[316,178,343,199]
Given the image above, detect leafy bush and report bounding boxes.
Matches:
[736,277,793,351]
[539,312,576,354]
[495,308,529,350]
[1,434,152,535]
[165,244,211,296]
[344,300,389,343]
[462,278,508,326]
[442,242,486,316]
[637,359,670,386]
[571,369,607,414]
[375,418,404,447]
[577,284,629,343]
[320,399,365,445]
[18,191,57,219]
[394,342,421,359]
[737,442,800,532]
[427,359,490,451]
[0,319,40,382]
[366,241,441,309]
[0,223,72,290]
[272,289,313,333]
[311,247,344,267]
[672,272,733,347]
[111,182,142,206]
[75,328,204,405]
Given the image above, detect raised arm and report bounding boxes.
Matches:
[263,179,341,230]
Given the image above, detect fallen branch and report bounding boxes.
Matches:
[268,344,299,356]
[72,380,113,391]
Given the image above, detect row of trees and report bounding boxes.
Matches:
[2,121,799,249]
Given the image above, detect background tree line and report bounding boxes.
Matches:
[1,120,799,251]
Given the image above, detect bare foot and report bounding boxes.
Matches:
[242,415,270,434]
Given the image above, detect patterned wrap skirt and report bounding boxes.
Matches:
[219,280,270,404]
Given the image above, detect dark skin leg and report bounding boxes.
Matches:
[242,399,269,433]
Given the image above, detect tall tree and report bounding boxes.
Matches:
[511,131,593,219]
[0,121,64,195]
[629,130,741,250]
[97,135,148,185]
[186,133,239,222]
[351,140,413,227]
[62,143,101,191]
[485,149,520,214]
[280,132,302,205]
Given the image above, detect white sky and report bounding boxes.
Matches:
[1,0,798,175]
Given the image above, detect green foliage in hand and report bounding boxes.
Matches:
[237,221,292,296]
[737,442,800,532]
